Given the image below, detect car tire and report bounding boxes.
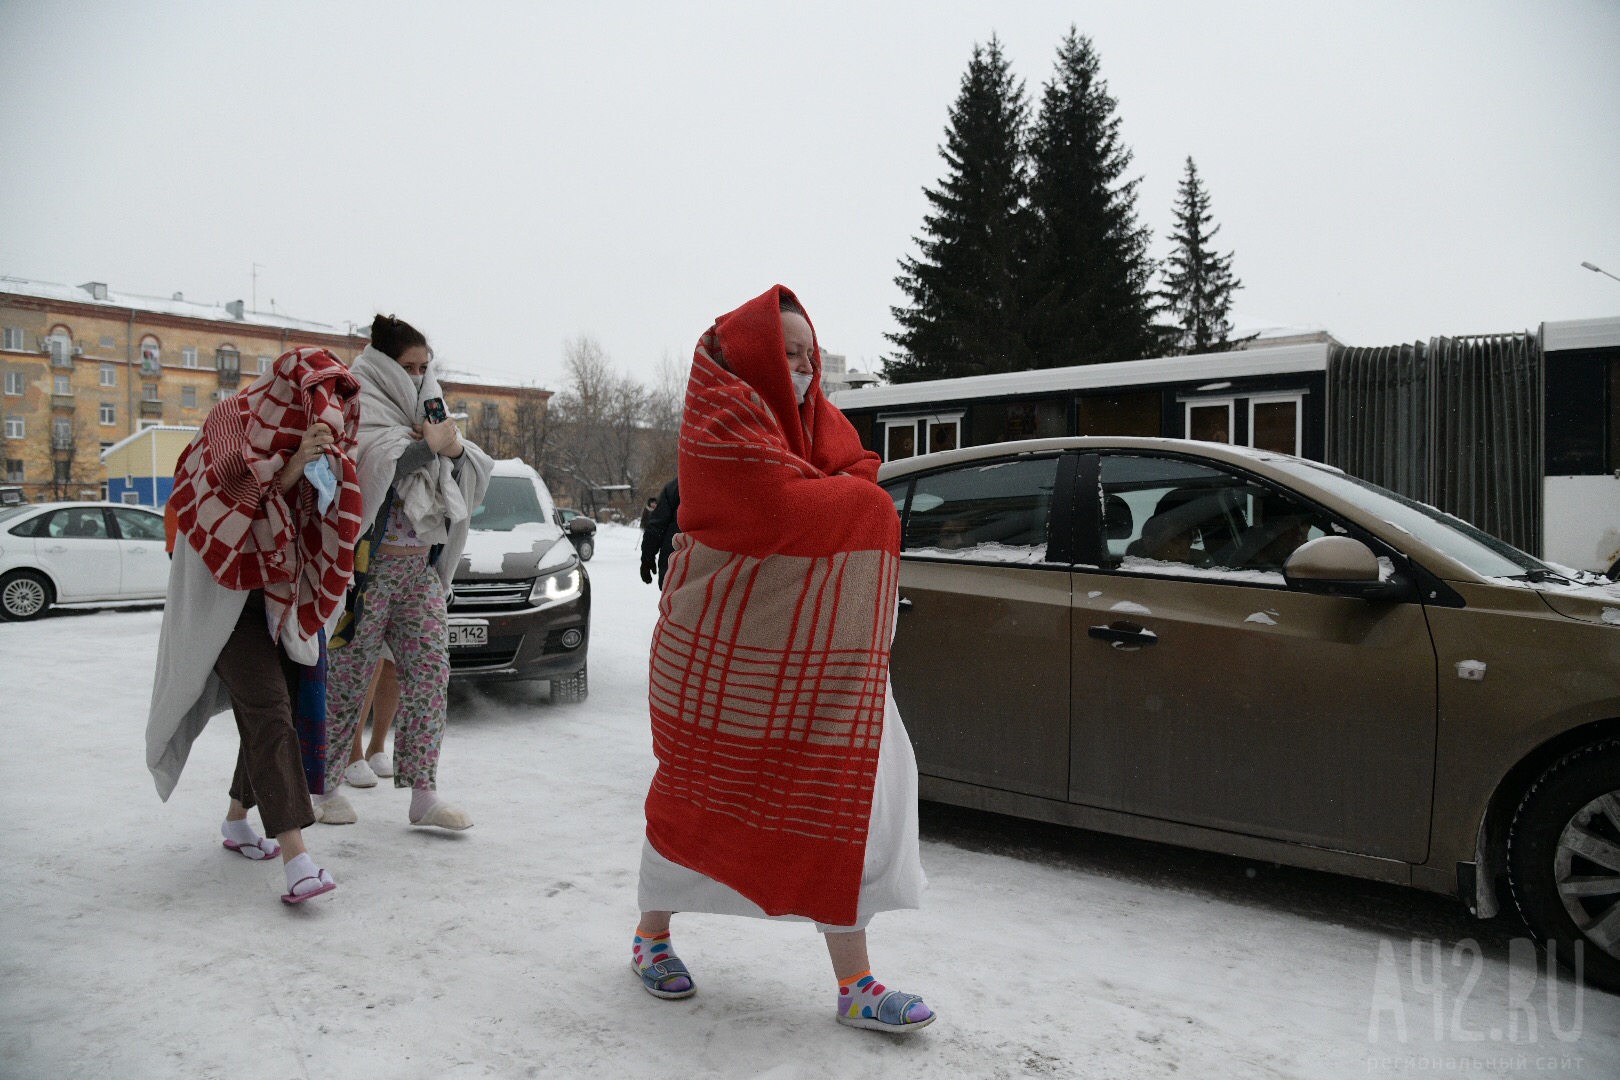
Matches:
[1507,738,1620,993]
[551,664,588,704]
[0,569,54,621]
[577,539,594,562]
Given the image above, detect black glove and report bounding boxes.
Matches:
[639,562,655,585]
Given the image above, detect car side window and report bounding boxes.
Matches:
[1099,454,1337,583]
[902,456,1059,565]
[112,507,166,542]
[38,507,111,539]
[9,512,50,537]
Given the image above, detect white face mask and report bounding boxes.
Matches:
[791,371,814,403]
[411,374,425,394]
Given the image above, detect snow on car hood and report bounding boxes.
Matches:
[456,522,570,579]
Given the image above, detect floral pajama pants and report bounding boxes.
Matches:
[325,552,450,791]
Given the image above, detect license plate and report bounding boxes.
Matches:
[448,621,488,648]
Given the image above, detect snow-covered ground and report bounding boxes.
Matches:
[2,523,1616,1078]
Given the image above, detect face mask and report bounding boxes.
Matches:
[411,374,425,394]
[791,371,814,403]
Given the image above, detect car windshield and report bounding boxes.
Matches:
[469,476,547,532]
[1271,459,1550,579]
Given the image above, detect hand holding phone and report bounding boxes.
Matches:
[423,397,448,424]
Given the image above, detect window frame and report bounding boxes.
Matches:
[1183,397,1235,445]
[1079,448,1424,598]
[53,374,72,397]
[99,364,117,388]
[883,449,1078,570]
[877,411,964,462]
[1247,393,1305,456]
[1,327,23,352]
[181,386,197,409]
[99,402,116,426]
[4,458,23,483]
[109,506,166,541]
[3,371,22,396]
[182,346,198,369]
[4,416,23,439]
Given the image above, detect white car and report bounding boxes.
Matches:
[0,502,170,620]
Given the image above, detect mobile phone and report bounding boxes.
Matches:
[423,397,448,424]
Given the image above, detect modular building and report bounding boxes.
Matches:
[99,424,196,507]
[831,317,1620,574]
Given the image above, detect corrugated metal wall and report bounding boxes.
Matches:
[1326,333,1542,554]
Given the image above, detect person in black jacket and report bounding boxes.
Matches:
[639,477,681,587]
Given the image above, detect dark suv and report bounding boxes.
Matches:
[447,460,590,700]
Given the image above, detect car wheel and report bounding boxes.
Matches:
[577,539,594,562]
[1507,738,1620,993]
[551,663,588,704]
[0,569,54,621]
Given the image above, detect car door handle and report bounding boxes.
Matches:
[44,545,66,553]
[898,596,913,613]
[1088,622,1158,649]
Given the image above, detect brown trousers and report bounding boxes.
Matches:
[214,591,315,837]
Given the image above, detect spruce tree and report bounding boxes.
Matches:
[1025,29,1159,367]
[885,38,1034,383]
[1161,157,1247,354]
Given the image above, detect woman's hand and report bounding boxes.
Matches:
[277,422,335,492]
[422,418,464,458]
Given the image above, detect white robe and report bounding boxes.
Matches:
[637,678,926,932]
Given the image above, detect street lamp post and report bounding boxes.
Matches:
[1581,261,1620,284]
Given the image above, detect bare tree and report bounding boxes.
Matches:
[546,336,656,514]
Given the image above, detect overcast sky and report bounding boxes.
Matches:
[2,1,1617,391]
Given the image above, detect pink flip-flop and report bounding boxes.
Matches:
[223,837,281,861]
[280,870,336,905]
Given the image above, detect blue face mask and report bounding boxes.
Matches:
[304,455,338,515]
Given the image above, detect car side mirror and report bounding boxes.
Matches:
[1284,536,1409,601]
[567,517,594,536]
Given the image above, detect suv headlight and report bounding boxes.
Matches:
[531,564,582,607]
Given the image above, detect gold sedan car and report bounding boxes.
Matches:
[879,437,1620,989]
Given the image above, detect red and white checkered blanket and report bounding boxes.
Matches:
[169,348,364,643]
[645,286,901,926]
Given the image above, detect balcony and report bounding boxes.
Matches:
[51,434,73,451]
[51,394,75,410]
[139,399,164,417]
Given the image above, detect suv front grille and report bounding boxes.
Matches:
[449,634,523,671]
[449,579,532,612]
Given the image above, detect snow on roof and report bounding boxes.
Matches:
[828,340,1332,412]
[98,424,199,460]
[0,275,360,336]
[436,366,552,394]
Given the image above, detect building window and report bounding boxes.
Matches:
[216,346,240,388]
[142,383,160,402]
[182,347,198,369]
[453,400,467,417]
[1079,391,1162,437]
[99,364,116,387]
[2,328,23,351]
[53,374,72,396]
[257,356,273,375]
[98,335,116,350]
[100,403,116,425]
[52,417,72,449]
[54,460,71,484]
[878,413,962,462]
[1248,395,1303,456]
[181,386,197,409]
[481,402,501,430]
[47,332,73,367]
[99,441,113,452]
[4,416,22,439]
[138,419,162,431]
[4,459,22,483]
[140,336,162,375]
[1185,398,1234,444]
[3,372,22,396]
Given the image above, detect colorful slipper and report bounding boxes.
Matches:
[836,988,935,1033]
[631,957,696,1000]
[280,869,336,905]
[223,837,280,861]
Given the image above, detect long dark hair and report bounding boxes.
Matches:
[369,313,428,360]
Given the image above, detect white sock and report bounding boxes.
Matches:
[409,787,441,823]
[283,852,318,890]
[221,817,261,846]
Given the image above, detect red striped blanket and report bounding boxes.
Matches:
[645,286,901,926]
[170,347,364,642]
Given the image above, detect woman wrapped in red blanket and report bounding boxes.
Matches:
[633,286,935,1033]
